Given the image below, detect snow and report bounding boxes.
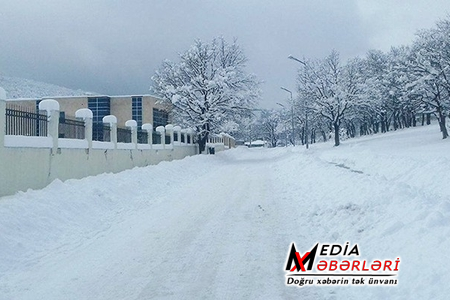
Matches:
[92,141,114,149]
[38,99,59,113]
[125,120,137,128]
[165,124,174,132]
[0,87,6,100]
[75,108,93,120]
[102,115,117,125]
[5,137,87,149]
[0,124,449,299]
[245,139,266,146]
[141,123,153,132]
[0,75,91,99]
[4,136,53,148]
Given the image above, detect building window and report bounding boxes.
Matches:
[153,108,169,128]
[132,96,143,127]
[88,97,111,141]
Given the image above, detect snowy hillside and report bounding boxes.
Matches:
[0,124,449,299]
[0,75,91,99]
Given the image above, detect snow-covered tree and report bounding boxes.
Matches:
[296,51,363,146]
[151,37,260,152]
[408,22,450,139]
[361,46,419,133]
[258,109,284,147]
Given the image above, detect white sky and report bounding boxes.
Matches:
[0,0,449,108]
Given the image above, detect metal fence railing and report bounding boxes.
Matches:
[59,117,85,139]
[4,105,200,147]
[92,123,110,142]
[5,105,48,136]
[117,127,132,143]
[137,130,148,144]
[152,132,161,144]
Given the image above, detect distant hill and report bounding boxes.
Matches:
[0,76,92,99]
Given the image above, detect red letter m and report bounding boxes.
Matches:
[285,243,318,272]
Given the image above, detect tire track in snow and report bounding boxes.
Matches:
[137,150,318,299]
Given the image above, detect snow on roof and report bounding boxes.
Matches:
[244,140,266,145]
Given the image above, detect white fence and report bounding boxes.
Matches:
[0,94,205,197]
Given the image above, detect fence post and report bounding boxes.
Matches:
[75,108,93,150]
[0,88,6,148]
[103,115,117,149]
[156,126,165,149]
[189,129,195,145]
[165,124,174,148]
[125,120,137,149]
[173,126,181,145]
[39,99,60,153]
[142,123,153,148]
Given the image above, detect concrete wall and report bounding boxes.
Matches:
[0,95,199,197]
[0,145,197,197]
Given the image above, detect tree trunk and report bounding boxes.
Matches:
[438,111,449,139]
[198,133,208,153]
[321,130,327,142]
[381,113,386,133]
[333,123,340,146]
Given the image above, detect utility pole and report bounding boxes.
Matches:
[288,55,309,149]
[276,102,288,147]
[280,87,295,146]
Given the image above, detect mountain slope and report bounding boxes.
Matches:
[0,75,91,99]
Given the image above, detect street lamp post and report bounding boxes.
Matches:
[305,100,309,149]
[280,87,295,146]
[288,55,307,66]
[288,55,309,149]
[276,102,288,147]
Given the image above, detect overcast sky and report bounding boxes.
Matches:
[1,0,450,108]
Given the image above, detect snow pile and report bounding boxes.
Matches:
[0,75,91,99]
[0,124,449,299]
[277,125,450,299]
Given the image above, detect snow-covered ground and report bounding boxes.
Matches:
[0,124,449,299]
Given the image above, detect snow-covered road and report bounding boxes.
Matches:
[1,125,449,299]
